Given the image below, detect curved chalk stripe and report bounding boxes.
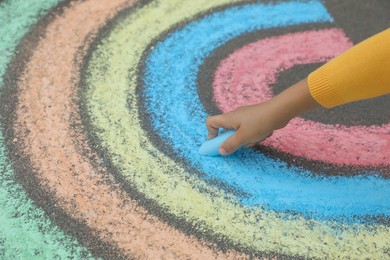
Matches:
[85,0,390,258]
[214,31,390,166]
[0,0,93,258]
[11,0,240,258]
[144,23,390,217]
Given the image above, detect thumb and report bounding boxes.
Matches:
[219,130,246,156]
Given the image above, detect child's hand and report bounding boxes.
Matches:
[205,79,319,156]
[206,102,289,156]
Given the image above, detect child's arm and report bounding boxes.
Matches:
[206,79,318,156]
[308,28,390,108]
[206,28,390,156]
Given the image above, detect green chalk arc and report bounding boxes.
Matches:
[0,0,93,259]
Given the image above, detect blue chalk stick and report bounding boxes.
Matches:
[199,130,236,156]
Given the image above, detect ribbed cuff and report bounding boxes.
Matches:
[307,67,345,108]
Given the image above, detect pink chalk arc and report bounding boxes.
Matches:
[213,28,390,167]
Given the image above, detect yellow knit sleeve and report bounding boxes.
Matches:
[308,28,390,108]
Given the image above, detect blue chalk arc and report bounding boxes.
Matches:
[142,1,390,221]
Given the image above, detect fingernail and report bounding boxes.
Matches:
[206,135,212,140]
[219,148,227,156]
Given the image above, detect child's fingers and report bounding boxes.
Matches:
[244,132,273,148]
[205,115,228,140]
[219,130,246,156]
[244,142,256,148]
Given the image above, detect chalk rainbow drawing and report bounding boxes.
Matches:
[0,0,389,258]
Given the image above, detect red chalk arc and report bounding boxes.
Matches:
[213,29,389,167]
